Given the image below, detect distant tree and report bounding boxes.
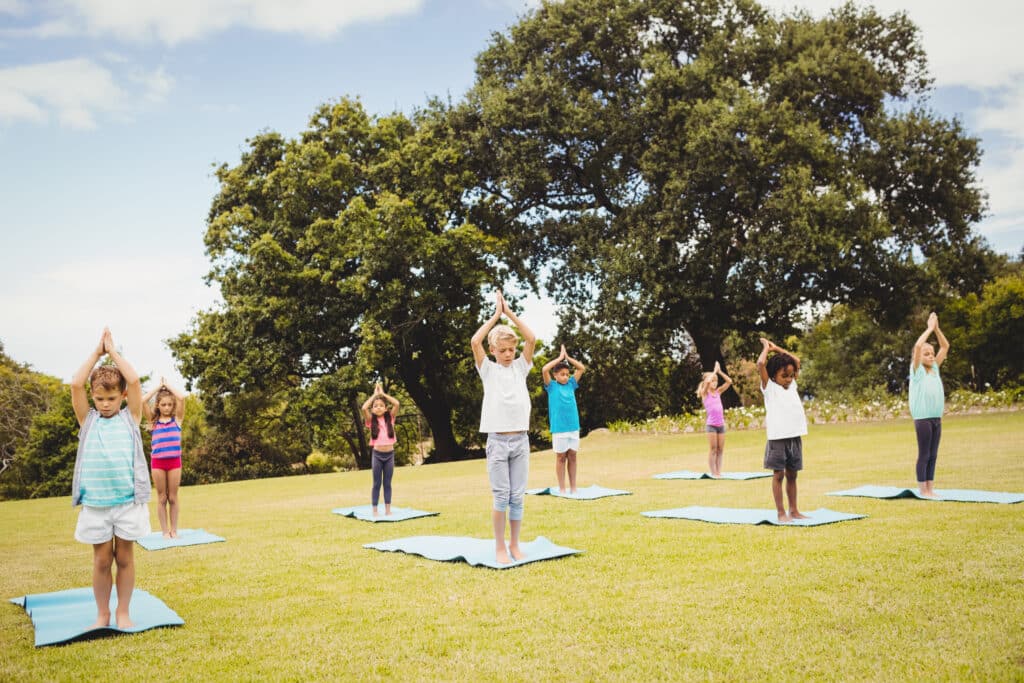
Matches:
[0,343,62,498]
[464,0,993,390]
[170,98,520,465]
[943,272,1024,390]
[0,388,78,500]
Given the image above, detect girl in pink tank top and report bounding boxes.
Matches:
[360,382,401,517]
[697,362,733,477]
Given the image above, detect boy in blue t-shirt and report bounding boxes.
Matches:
[542,345,586,493]
[70,328,151,630]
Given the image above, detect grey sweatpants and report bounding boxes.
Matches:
[486,432,530,521]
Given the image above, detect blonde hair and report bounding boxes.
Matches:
[696,372,716,399]
[487,324,517,349]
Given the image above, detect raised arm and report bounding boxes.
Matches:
[912,313,937,371]
[360,384,381,422]
[162,376,187,423]
[565,349,586,381]
[933,316,950,367]
[141,384,159,424]
[104,329,142,423]
[713,361,732,395]
[756,338,771,389]
[71,331,105,426]
[500,293,536,365]
[379,389,401,419]
[471,291,504,369]
[541,345,568,386]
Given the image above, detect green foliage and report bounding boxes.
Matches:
[942,272,1024,389]
[0,388,79,499]
[465,0,993,377]
[0,342,62,491]
[171,97,521,467]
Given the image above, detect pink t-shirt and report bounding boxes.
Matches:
[703,392,725,427]
[366,416,397,448]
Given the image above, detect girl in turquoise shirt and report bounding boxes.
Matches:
[909,312,950,498]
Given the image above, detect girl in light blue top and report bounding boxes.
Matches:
[910,312,950,499]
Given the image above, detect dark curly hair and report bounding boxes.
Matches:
[766,352,797,380]
[89,365,126,393]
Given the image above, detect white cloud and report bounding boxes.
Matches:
[0,0,26,14]
[0,57,172,128]
[19,0,425,45]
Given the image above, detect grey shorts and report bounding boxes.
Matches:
[705,424,725,434]
[764,436,803,471]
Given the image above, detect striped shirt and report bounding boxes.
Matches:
[151,417,182,460]
[80,414,135,507]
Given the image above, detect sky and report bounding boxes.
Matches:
[1,0,1021,391]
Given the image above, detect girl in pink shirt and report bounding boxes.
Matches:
[361,383,401,517]
[696,361,733,477]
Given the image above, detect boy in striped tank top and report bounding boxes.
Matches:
[70,328,151,630]
[143,378,185,537]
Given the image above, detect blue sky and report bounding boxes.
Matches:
[1,0,1021,389]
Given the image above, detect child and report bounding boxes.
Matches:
[542,344,586,493]
[70,328,151,630]
[756,338,808,522]
[142,377,185,538]
[360,382,401,516]
[471,290,536,564]
[910,312,950,499]
[697,361,733,477]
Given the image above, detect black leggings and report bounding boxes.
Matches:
[371,449,395,506]
[914,418,941,483]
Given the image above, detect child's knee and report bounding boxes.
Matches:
[158,493,169,505]
[492,491,510,511]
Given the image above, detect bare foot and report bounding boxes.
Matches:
[777,513,792,523]
[162,531,171,539]
[495,546,512,564]
[88,614,111,630]
[790,511,809,520]
[558,488,566,494]
[570,488,578,494]
[372,508,379,517]
[114,611,134,629]
[509,544,525,561]
[920,492,940,499]
[169,529,178,538]
[385,506,392,516]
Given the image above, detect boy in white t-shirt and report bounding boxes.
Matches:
[757,338,809,523]
[471,290,536,564]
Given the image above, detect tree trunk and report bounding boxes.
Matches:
[393,342,468,462]
[348,397,371,470]
[690,328,742,409]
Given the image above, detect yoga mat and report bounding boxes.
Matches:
[137,528,225,551]
[827,485,1024,504]
[653,470,772,480]
[332,505,439,522]
[642,506,867,526]
[9,587,184,647]
[525,484,632,499]
[365,535,581,569]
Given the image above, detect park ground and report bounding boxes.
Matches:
[1,412,1022,681]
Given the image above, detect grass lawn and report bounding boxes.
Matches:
[2,412,1022,681]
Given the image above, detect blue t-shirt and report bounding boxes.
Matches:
[545,376,580,433]
[909,363,944,419]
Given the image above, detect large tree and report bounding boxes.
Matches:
[171,98,513,464]
[464,0,992,388]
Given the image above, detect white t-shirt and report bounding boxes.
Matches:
[761,379,808,440]
[477,355,532,433]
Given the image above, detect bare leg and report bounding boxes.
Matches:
[706,432,718,475]
[786,469,807,519]
[112,538,136,628]
[152,468,169,536]
[166,467,181,537]
[492,509,510,564]
[715,433,726,475]
[555,452,567,492]
[89,541,115,629]
[566,450,578,493]
[508,519,524,561]
[771,471,790,522]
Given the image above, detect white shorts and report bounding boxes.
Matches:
[75,502,151,544]
[552,431,580,454]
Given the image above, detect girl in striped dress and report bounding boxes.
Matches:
[143,378,185,537]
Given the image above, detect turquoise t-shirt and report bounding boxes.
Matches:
[909,363,944,420]
[545,376,580,433]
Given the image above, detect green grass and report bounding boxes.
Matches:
[2,413,1023,681]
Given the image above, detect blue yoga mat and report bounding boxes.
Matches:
[653,470,772,480]
[525,484,631,499]
[827,485,1024,504]
[10,587,184,647]
[365,535,582,569]
[332,505,439,522]
[137,528,225,551]
[642,506,867,526]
